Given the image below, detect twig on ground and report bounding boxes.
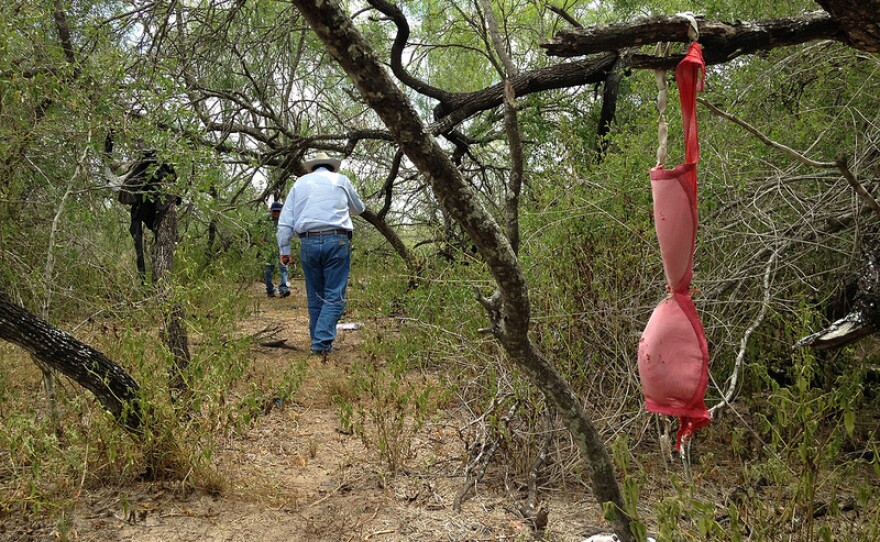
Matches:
[259,339,299,350]
[251,324,284,342]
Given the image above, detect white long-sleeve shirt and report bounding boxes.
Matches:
[276,167,366,256]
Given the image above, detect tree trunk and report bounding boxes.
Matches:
[204,186,219,263]
[288,1,634,539]
[816,0,880,52]
[0,291,143,435]
[151,200,190,397]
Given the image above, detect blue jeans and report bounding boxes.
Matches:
[264,262,289,294]
[299,234,351,352]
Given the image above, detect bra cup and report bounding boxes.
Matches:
[651,167,696,289]
[638,297,704,411]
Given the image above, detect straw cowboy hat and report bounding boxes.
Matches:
[303,152,342,172]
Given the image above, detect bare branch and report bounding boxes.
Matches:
[476,0,517,78]
[699,98,880,217]
[710,248,779,417]
[698,98,835,168]
[366,0,455,102]
[453,400,518,512]
[836,155,880,218]
[548,5,582,29]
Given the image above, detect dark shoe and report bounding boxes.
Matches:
[279,290,291,298]
[310,348,332,362]
[267,291,276,298]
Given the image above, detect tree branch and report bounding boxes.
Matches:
[542,11,845,67]
[359,208,421,281]
[699,98,880,217]
[836,155,880,218]
[475,0,523,255]
[52,0,79,69]
[377,150,403,219]
[0,292,144,435]
[710,248,779,417]
[430,53,618,134]
[548,5,582,29]
[366,0,455,102]
[698,98,835,168]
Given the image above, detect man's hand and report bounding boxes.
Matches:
[280,255,291,266]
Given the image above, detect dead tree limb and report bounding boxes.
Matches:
[542,11,845,66]
[0,291,144,435]
[429,54,618,134]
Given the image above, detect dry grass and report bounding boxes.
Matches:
[1,281,876,542]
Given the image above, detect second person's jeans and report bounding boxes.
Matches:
[264,262,289,295]
[299,233,351,352]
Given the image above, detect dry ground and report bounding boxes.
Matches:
[2,282,613,542]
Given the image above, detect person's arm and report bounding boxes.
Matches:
[344,177,366,216]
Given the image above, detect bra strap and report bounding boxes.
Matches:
[676,42,706,167]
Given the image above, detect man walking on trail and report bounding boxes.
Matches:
[277,152,366,355]
[261,201,290,298]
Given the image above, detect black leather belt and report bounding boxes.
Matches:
[298,229,351,238]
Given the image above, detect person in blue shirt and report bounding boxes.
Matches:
[260,201,290,298]
[277,153,366,355]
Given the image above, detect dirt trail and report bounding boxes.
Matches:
[52,282,604,542]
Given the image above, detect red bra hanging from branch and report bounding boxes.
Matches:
[638,39,711,450]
